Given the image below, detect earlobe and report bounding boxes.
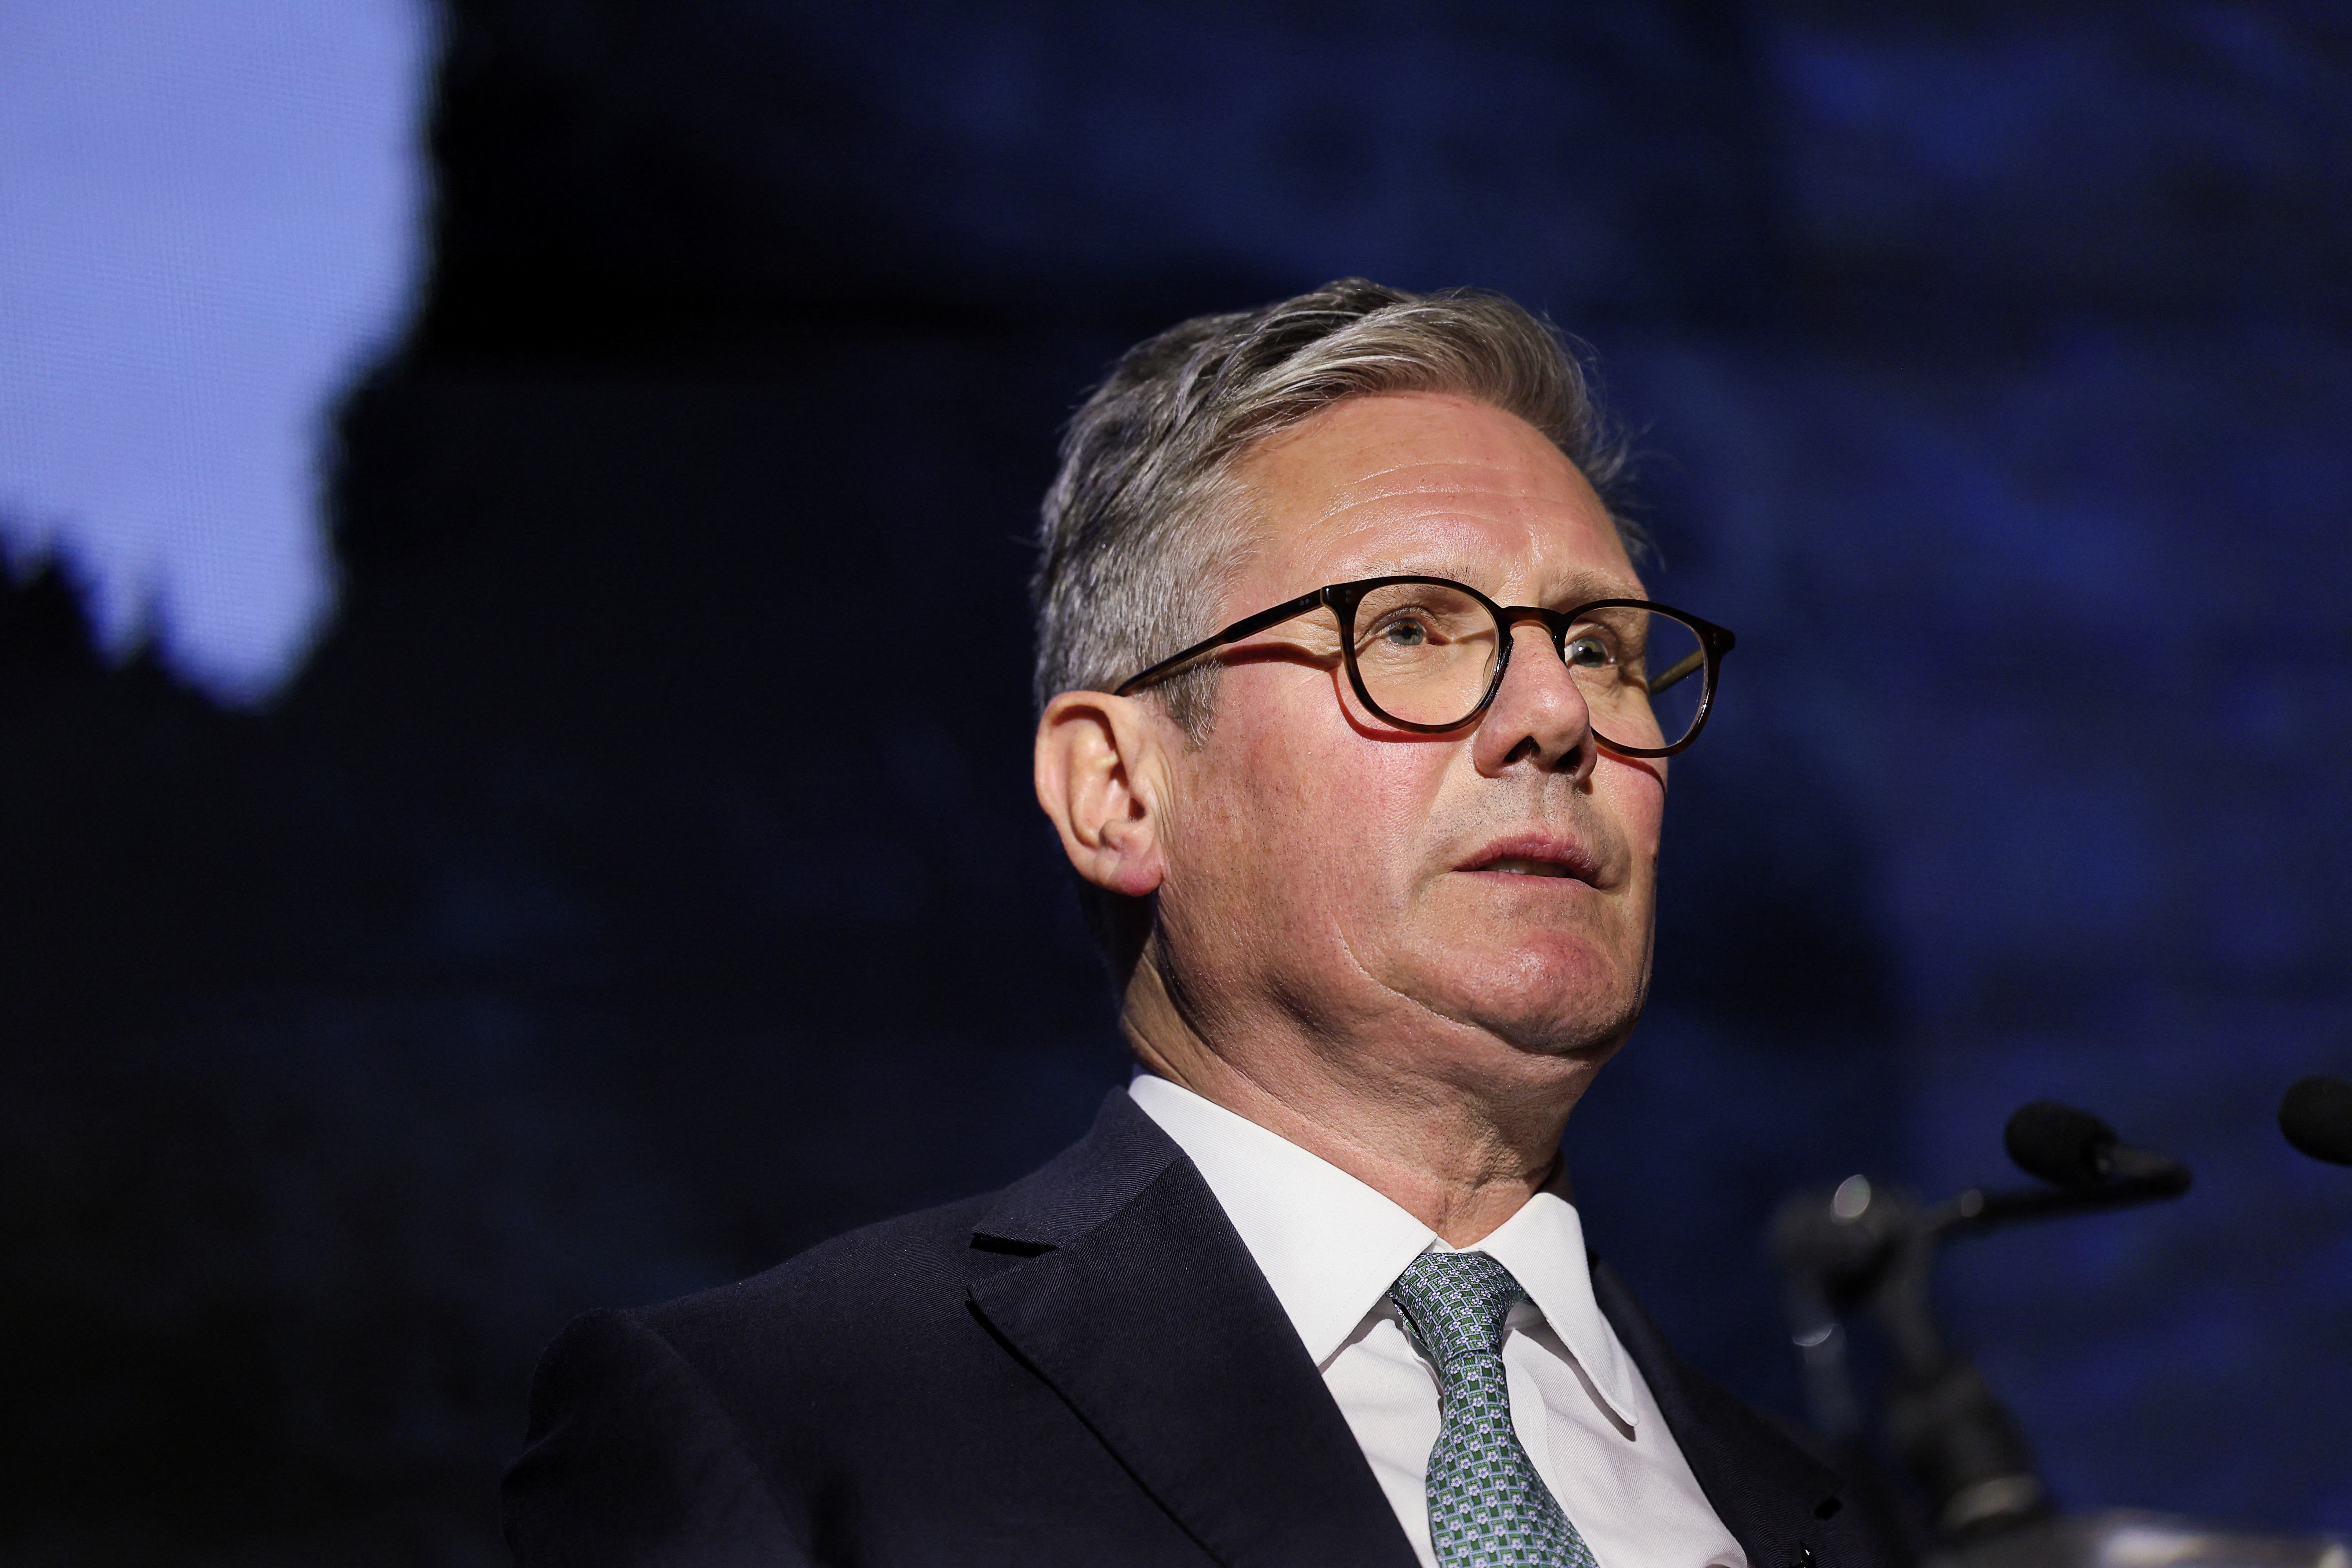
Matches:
[1034,691,1170,898]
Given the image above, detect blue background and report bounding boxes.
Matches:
[2,2,2348,1560]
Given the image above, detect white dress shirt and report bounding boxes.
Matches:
[1129,1074,1747,1568]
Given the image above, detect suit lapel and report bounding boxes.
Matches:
[968,1093,1419,1568]
[1592,1260,1849,1568]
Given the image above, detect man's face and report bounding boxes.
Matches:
[1152,391,1664,1083]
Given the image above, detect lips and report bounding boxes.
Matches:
[1457,833,1602,885]
[1480,856,1577,878]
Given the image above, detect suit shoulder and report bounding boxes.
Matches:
[580,1093,1169,1419]
[628,1190,1007,1367]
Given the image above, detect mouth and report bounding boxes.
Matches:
[1457,834,1602,886]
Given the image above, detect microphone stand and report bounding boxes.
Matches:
[1771,1149,2345,1568]
[1773,1174,2058,1547]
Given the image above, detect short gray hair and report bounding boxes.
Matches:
[1032,278,1635,732]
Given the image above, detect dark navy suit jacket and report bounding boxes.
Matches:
[505,1091,1897,1568]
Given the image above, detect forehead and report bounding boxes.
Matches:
[1226,391,1640,606]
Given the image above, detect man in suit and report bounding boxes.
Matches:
[505,279,1896,1568]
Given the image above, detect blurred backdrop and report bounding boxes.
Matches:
[2,1,2348,1561]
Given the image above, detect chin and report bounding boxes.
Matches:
[1489,998,1642,1060]
[1414,935,1648,1058]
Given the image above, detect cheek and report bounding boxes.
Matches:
[1278,704,1414,821]
[1602,759,1669,870]
[1194,707,1437,916]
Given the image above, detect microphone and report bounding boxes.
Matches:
[2279,1076,2352,1166]
[2004,1100,2190,1192]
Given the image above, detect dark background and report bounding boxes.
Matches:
[4,2,2350,1561]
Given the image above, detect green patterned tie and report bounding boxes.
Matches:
[1388,1251,1601,1568]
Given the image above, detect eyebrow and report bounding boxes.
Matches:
[1340,557,1643,606]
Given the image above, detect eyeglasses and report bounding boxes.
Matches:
[1114,575,1736,757]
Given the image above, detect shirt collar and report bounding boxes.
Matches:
[1129,1073,1433,1368]
[1455,1174,1641,1427]
[1127,1073,1640,1428]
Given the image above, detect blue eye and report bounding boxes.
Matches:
[1564,633,1612,668]
[1383,620,1430,647]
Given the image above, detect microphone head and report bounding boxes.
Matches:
[2005,1100,2118,1189]
[2279,1076,2352,1167]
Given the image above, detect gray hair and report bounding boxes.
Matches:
[1031,278,1635,732]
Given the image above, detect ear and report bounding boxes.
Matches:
[1034,690,1176,898]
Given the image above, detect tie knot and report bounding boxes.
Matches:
[1388,1250,1529,1370]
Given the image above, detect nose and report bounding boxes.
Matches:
[1470,619,1597,782]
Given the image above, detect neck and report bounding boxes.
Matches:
[1120,951,1599,1247]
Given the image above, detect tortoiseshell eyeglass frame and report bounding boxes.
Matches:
[1111,574,1736,758]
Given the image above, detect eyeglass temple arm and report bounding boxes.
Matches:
[1112,588,1330,697]
[1646,615,1735,695]
[1648,648,1705,695]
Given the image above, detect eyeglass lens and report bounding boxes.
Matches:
[1348,583,1706,749]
